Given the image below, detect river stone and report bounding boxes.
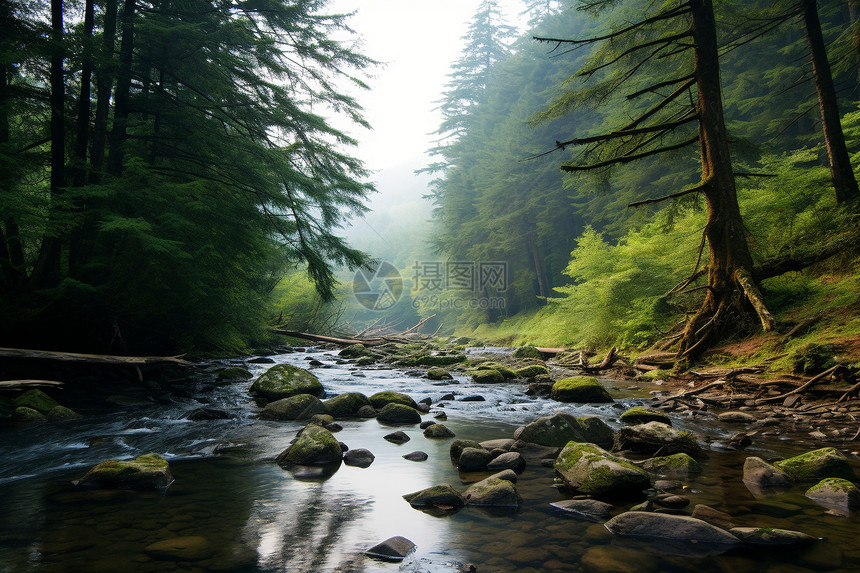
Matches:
[145,536,214,561]
[339,343,373,358]
[471,369,504,384]
[805,477,860,510]
[427,367,453,380]
[249,364,323,402]
[743,456,792,490]
[488,469,518,483]
[486,452,526,472]
[619,407,671,426]
[13,389,59,414]
[613,421,700,456]
[480,438,515,451]
[376,403,421,425]
[403,484,465,508]
[216,367,252,382]
[641,453,702,479]
[46,405,83,421]
[729,527,816,546]
[604,512,740,545]
[276,425,342,466]
[323,392,371,418]
[774,447,856,482]
[513,345,543,359]
[75,453,173,490]
[514,412,614,448]
[260,394,327,420]
[357,405,377,418]
[364,536,416,562]
[653,494,690,509]
[309,413,335,427]
[550,376,613,403]
[369,391,417,409]
[403,451,428,461]
[515,364,549,378]
[463,477,520,507]
[691,504,736,530]
[423,423,455,439]
[343,448,375,468]
[384,431,411,444]
[718,411,757,424]
[555,442,650,498]
[458,447,493,472]
[550,499,613,522]
[450,440,484,465]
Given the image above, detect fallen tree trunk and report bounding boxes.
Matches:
[0,380,65,390]
[0,347,190,366]
[583,347,619,372]
[273,330,386,347]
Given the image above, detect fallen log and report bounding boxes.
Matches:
[273,330,386,347]
[758,364,842,404]
[0,347,190,366]
[0,380,65,390]
[582,347,619,372]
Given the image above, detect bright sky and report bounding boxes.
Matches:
[331,0,526,173]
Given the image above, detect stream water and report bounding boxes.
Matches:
[1,347,859,573]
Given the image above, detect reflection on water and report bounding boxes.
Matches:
[0,348,859,572]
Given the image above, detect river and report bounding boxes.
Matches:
[0,346,858,572]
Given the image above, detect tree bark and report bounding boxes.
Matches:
[803,0,859,206]
[90,0,118,183]
[107,0,136,177]
[679,0,775,358]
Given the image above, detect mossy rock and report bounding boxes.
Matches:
[463,477,520,507]
[47,405,83,421]
[515,412,614,449]
[423,423,456,439]
[249,364,324,402]
[620,407,671,426]
[641,453,702,478]
[450,440,483,465]
[774,447,856,482]
[368,391,416,409]
[13,406,46,423]
[458,447,493,472]
[339,344,374,359]
[355,356,376,366]
[403,484,465,508]
[260,394,327,421]
[216,367,252,382]
[376,403,421,425]
[324,392,371,418]
[805,477,860,510]
[791,343,837,375]
[476,362,517,379]
[471,369,505,384]
[416,354,466,366]
[515,364,548,378]
[13,389,59,414]
[427,367,453,380]
[309,413,335,427]
[613,421,700,456]
[550,377,613,403]
[513,346,543,359]
[555,442,650,498]
[276,425,342,466]
[76,453,173,489]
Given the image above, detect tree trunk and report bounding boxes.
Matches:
[679,0,775,359]
[31,0,66,289]
[528,236,547,298]
[803,0,859,206]
[90,0,119,183]
[107,0,136,177]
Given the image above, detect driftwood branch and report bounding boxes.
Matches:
[0,347,190,366]
[0,380,65,390]
[400,314,436,336]
[758,364,842,403]
[583,347,619,372]
[273,330,385,346]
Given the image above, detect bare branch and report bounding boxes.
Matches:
[623,78,697,130]
[557,114,697,147]
[627,74,696,100]
[628,177,711,208]
[561,136,699,171]
[578,31,694,79]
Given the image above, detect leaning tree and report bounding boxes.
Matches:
[533,0,775,358]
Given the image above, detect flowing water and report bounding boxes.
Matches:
[1,347,859,572]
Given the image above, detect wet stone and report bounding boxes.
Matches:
[343,448,375,468]
[403,451,428,462]
[384,431,410,444]
[365,536,416,562]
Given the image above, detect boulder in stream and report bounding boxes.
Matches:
[426,367,453,380]
[403,484,465,508]
[376,403,421,425]
[613,421,700,456]
[774,447,856,482]
[368,391,417,409]
[470,369,505,384]
[805,477,860,511]
[323,392,371,418]
[514,412,614,449]
[550,376,613,403]
[463,476,520,507]
[249,364,324,402]
[13,389,59,414]
[604,512,740,546]
[343,448,375,468]
[554,442,650,498]
[619,407,671,426]
[260,394,327,421]
[641,453,701,479]
[742,456,792,492]
[550,499,613,522]
[75,453,174,490]
[423,423,455,439]
[729,527,817,546]
[276,424,343,467]
[365,536,416,562]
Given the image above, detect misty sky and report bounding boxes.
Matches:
[331,0,527,174]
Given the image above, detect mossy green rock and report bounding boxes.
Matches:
[249,364,323,402]
[515,364,548,378]
[605,512,740,545]
[458,447,493,472]
[613,421,700,456]
[13,389,59,414]
[513,346,543,359]
[450,440,483,465]
[324,392,371,418]
[376,403,421,425]
[260,394,327,421]
[416,354,466,366]
[369,391,416,409]
[217,367,252,382]
[46,405,83,421]
[620,407,671,426]
[774,447,856,482]
[550,377,613,403]
[805,477,860,510]
[515,412,614,449]
[555,442,650,498]
[339,344,373,359]
[423,423,455,439]
[641,453,701,478]
[276,425,342,466]
[476,362,517,379]
[463,477,520,507]
[403,484,464,508]
[427,367,453,380]
[76,453,173,489]
[13,406,46,423]
[471,369,505,384]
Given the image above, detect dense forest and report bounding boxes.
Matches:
[3,0,860,364]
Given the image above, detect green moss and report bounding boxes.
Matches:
[551,376,613,403]
[276,425,342,466]
[339,344,373,358]
[416,354,466,366]
[513,346,543,359]
[249,364,323,401]
[642,453,702,476]
[774,447,856,482]
[324,392,371,417]
[368,391,416,409]
[78,453,172,489]
[471,369,505,384]
[12,406,46,423]
[13,390,59,414]
[619,407,670,425]
[515,364,548,378]
[217,367,252,381]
